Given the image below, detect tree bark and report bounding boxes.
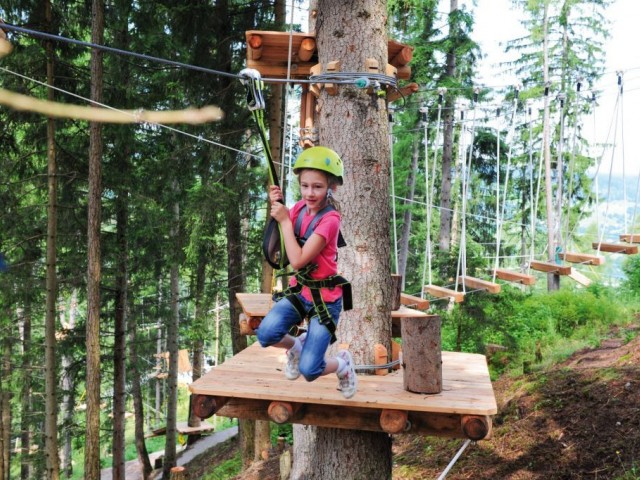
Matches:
[60,291,78,478]
[398,138,419,286]
[44,0,60,477]
[20,303,32,480]
[438,0,458,253]
[85,0,104,476]
[111,173,129,480]
[541,0,559,291]
[290,2,394,478]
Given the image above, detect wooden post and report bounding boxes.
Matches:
[401,316,442,394]
[374,344,388,376]
[248,34,263,60]
[390,274,402,310]
[298,37,316,62]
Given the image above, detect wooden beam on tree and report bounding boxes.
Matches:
[559,252,604,266]
[529,261,572,275]
[424,285,464,303]
[492,268,536,286]
[593,242,638,254]
[459,275,501,294]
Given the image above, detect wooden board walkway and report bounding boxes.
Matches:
[189,343,496,439]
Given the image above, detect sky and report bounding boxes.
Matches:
[470,0,640,177]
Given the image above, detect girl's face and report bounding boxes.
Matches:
[299,169,332,213]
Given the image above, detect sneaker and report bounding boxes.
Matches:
[336,350,358,399]
[284,333,307,380]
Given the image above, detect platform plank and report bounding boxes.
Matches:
[593,242,638,254]
[620,234,640,243]
[189,343,496,417]
[529,261,572,275]
[423,285,465,303]
[559,252,604,266]
[492,268,536,285]
[459,276,501,294]
[400,293,430,310]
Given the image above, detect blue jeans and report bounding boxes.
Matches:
[256,294,343,382]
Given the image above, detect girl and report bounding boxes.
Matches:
[256,146,357,399]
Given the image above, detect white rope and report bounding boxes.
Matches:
[436,439,472,480]
[492,92,521,281]
[619,72,627,234]
[280,0,296,184]
[555,93,567,253]
[421,101,436,292]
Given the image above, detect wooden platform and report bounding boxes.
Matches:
[189,343,496,439]
[245,30,413,80]
[492,268,536,286]
[236,293,430,338]
[146,421,215,438]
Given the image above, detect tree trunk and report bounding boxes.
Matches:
[162,188,181,477]
[85,0,104,475]
[290,2,394,478]
[111,176,129,480]
[189,254,206,428]
[438,0,458,253]
[20,303,32,480]
[44,1,60,477]
[60,291,78,479]
[1,332,12,480]
[541,0,559,291]
[398,138,419,286]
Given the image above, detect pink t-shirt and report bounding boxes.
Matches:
[289,200,343,303]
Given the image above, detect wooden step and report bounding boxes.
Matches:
[568,269,592,287]
[400,293,430,310]
[424,285,464,303]
[559,252,604,266]
[459,276,501,294]
[529,261,572,276]
[592,242,638,255]
[492,268,536,286]
[620,233,640,243]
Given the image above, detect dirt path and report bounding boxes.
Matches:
[100,426,238,480]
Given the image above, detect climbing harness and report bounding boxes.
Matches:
[272,264,352,344]
[273,204,351,343]
[239,68,288,270]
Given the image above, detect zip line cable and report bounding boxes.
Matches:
[0,66,260,161]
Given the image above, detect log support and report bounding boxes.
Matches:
[461,415,492,441]
[268,401,303,424]
[380,409,410,434]
[191,394,228,420]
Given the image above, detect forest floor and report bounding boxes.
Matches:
[155,323,640,479]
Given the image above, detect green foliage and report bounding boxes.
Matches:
[439,284,632,376]
[201,450,242,480]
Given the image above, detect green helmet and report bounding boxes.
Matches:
[293,146,344,185]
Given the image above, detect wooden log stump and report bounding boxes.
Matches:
[401,315,442,394]
[391,274,403,310]
[461,415,492,441]
[170,466,187,480]
[380,409,410,434]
